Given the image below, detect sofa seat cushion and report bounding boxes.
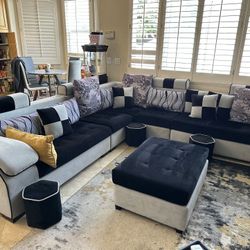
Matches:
[206,120,250,145]
[80,110,133,132]
[172,113,211,134]
[36,122,112,177]
[133,108,179,128]
[112,137,208,206]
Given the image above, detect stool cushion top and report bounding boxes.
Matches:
[112,137,208,206]
[23,180,59,201]
[190,134,215,144]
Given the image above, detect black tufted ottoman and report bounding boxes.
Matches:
[112,137,209,232]
[22,180,62,229]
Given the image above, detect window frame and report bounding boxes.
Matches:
[128,0,250,85]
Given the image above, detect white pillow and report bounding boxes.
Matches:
[0,136,38,176]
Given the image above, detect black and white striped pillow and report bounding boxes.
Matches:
[190,94,218,120]
[37,104,73,139]
[184,89,209,113]
[100,88,113,110]
[217,94,235,121]
[112,86,133,109]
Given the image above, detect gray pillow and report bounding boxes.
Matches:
[62,97,80,124]
[147,88,185,112]
[73,76,101,117]
[230,88,250,124]
[0,136,38,176]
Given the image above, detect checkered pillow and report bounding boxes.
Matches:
[217,94,235,121]
[184,89,209,113]
[37,104,73,139]
[189,94,218,120]
[112,86,134,109]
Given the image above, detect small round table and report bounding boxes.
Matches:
[28,69,66,96]
[125,123,146,147]
[189,134,215,161]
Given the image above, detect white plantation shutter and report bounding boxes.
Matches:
[64,0,90,55]
[239,17,250,76]
[161,0,198,72]
[196,0,242,75]
[18,0,60,64]
[130,0,160,69]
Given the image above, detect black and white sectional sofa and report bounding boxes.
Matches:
[0,77,250,222]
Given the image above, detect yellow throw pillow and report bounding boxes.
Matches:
[5,127,57,168]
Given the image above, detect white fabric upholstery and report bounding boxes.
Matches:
[146,125,170,139]
[0,137,39,176]
[110,128,125,149]
[114,160,208,231]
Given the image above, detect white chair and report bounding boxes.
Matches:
[20,63,49,101]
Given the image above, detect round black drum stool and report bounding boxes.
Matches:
[22,180,62,229]
[125,123,146,147]
[189,134,215,161]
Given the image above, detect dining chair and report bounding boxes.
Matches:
[19,62,49,101]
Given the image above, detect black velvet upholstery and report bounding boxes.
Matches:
[36,122,112,177]
[133,108,179,128]
[112,137,208,206]
[80,109,133,132]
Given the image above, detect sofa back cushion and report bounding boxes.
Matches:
[0,112,43,136]
[0,93,30,114]
[230,88,250,124]
[122,73,153,108]
[112,86,134,109]
[73,76,101,117]
[217,94,235,121]
[146,88,185,112]
[229,83,250,95]
[153,77,190,90]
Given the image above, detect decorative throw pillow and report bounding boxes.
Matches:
[63,98,80,124]
[146,88,185,112]
[73,76,101,117]
[37,104,73,139]
[122,73,153,108]
[217,94,235,121]
[184,89,209,113]
[100,88,113,110]
[230,88,250,124]
[6,127,57,168]
[112,86,134,109]
[0,112,43,136]
[190,94,218,120]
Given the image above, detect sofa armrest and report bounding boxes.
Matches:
[58,83,74,97]
[100,81,122,89]
[0,137,39,176]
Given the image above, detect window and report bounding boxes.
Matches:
[18,0,60,64]
[196,0,242,74]
[64,0,90,55]
[239,17,250,76]
[161,0,198,72]
[130,0,160,69]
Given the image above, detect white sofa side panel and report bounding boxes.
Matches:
[42,137,111,184]
[146,125,170,139]
[170,130,250,164]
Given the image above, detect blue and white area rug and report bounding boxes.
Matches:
[14,152,250,250]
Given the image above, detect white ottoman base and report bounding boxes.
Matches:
[114,160,208,231]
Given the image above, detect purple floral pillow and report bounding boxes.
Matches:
[230,88,250,124]
[73,76,101,117]
[122,73,153,108]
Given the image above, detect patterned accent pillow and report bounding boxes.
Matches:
[100,88,113,110]
[63,98,80,124]
[147,88,185,112]
[122,73,153,108]
[184,89,209,113]
[73,76,101,117]
[217,94,234,121]
[37,104,73,139]
[0,112,43,136]
[190,94,218,120]
[230,88,250,124]
[112,86,134,109]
